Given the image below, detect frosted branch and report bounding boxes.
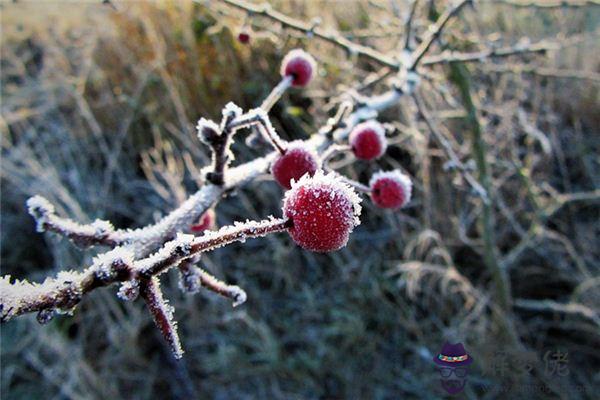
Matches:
[26,195,124,248]
[179,261,247,307]
[141,278,183,359]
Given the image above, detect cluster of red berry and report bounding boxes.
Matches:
[193,49,412,253]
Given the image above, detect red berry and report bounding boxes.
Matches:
[280,49,316,87]
[190,209,216,233]
[349,120,387,160]
[369,170,412,209]
[283,171,362,252]
[271,142,318,189]
[238,31,250,44]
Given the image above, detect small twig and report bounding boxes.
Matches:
[339,176,372,194]
[413,93,489,203]
[26,196,123,248]
[319,101,353,137]
[1,218,291,322]
[320,144,351,169]
[216,0,401,69]
[410,0,472,69]
[421,38,560,65]
[226,109,288,154]
[141,277,184,359]
[178,259,247,307]
[404,0,420,50]
[260,75,293,112]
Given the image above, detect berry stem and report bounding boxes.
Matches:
[320,144,351,170]
[137,218,292,278]
[255,121,288,155]
[261,75,293,112]
[339,176,371,194]
[178,260,247,306]
[227,110,288,155]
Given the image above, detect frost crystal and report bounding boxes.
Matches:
[222,102,243,120]
[93,247,134,280]
[117,280,140,301]
[196,118,220,144]
[231,287,247,307]
[26,195,54,231]
[136,233,195,275]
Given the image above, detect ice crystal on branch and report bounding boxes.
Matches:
[5,0,571,359]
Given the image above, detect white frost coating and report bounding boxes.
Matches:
[178,266,202,294]
[285,170,362,228]
[27,195,54,217]
[369,170,413,204]
[0,270,83,321]
[144,278,183,359]
[26,195,55,232]
[222,101,243,120]
[115,136,326,259]
[404,71,421,94]
[231,287,247,307]
[92,247,134,280]
[196,118,220,144]
[334,89,403,141]
[123,184,222,257]
[117,280,139,301]
[90,219,115,236]
[135,233,195,275]
[193,215,287,251]
[26,195,115,239]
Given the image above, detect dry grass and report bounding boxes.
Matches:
[1,1,599,398]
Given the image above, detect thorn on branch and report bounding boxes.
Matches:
[179,260,247,307]
[140,278,183,359]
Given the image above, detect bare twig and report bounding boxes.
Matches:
[481,63,600,83]
[410,0,472,69]
[141,278,184,359]
[260,75,293,112]
[404,0,420,50]
[216,0,401,69]
[514,298,600,330]
[421,38,561,65]
[413,92,489,203]
[494,0,600,8]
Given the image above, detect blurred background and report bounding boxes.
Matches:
[1,0,599,398]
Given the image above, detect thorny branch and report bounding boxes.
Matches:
[2,0,595,359]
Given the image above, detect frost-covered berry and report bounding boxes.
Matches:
[281,49,316,87]
[271,142,318,189]
[349,120,387,160]
[238,31,250,44]
[283,171,362,252]
[369,170,412,209]
[191,209,216,233]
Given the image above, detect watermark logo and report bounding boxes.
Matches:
[433,342,473,395]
